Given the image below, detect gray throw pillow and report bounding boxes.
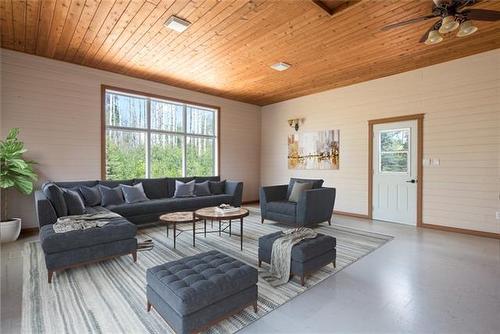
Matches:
[121,183,149,203]
[288,182,313,202]
[174,180,195,198]
[287,178,324,198]
[98,185,124,206]
[79,185,101,206]
[194,181,211,196]
[209,180,226,195]
[62,188,85,215]
[42,182,67,217]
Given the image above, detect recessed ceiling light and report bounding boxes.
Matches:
[271,62,291,71]
[164,15,191,33]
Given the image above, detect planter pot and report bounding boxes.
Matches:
[1,218,22,243]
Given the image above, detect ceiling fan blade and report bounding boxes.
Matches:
[381,15,438,31]
[462,9,500,21]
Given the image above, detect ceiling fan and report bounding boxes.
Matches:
[381,0,500,45]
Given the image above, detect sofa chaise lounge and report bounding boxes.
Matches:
[35,176,243,282]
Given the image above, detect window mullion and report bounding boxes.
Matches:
[146,98,152,178]
[182,104,187,177]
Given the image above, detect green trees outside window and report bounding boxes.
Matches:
[104,90,217,180]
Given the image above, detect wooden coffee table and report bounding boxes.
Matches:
[194,207,249,250]
[159,212,200,249]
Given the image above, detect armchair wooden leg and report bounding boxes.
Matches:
[131,251,137,263]
[328,218,331,226]
[147,301,151,312]
[253,301,258,313]
[48,271,54,284]
[258,259,262,267]
[261,218,264,224]
[332,260,336,268]
[300,276,305,286]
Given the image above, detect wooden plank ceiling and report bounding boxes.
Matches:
[1,0,500,106]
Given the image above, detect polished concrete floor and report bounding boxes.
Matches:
[1,215,499,334]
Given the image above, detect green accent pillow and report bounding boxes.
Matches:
[288,182,313,202]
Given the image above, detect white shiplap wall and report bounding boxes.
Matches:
[261,49,500,234]
[1,49,261,228]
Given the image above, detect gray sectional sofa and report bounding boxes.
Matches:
[35,176,243,283]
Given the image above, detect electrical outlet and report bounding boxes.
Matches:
[496,211,500,220]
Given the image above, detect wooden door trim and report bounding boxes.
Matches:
[368,113,424,227]
[100,84,221,180]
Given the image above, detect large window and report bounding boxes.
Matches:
[103,87,218,180]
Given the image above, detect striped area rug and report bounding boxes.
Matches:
[22,208,392,333]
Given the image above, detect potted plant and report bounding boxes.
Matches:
[0,128,37,243]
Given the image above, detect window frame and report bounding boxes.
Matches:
[378,127,410,174]
[101,85,220,179]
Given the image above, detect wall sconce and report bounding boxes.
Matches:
[288,118,304,131]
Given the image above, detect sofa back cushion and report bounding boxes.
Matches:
[55,180,98,188]
[79,185,102,206]
[194,181,211,196]
[99,179,134,188]
[167,177,194,197]
[287,178,324,198]
[122,183,149,203]
[62,188,85,215]
[133,178,168,199]
[42,182,67,217]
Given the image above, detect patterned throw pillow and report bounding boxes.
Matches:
[121,183,149,203]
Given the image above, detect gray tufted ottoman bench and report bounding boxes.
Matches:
[258,231,336,286]
[146,250,258,333]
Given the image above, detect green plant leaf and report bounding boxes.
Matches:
[14,176,34,195]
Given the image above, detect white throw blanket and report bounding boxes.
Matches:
[53,212,122,233]
[262,227,317,287]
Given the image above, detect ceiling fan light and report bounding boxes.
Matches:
[425,30,443,45]
[457,20,478,37]
[439,16,459,33]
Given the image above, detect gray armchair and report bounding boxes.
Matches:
[260,178,336,227]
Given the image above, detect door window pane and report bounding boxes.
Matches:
[151,133,183,177]
[105,93,147,128]
[151,100,184,132]
[106,130,146,179]
[380,152,408,172]
[380,129,409,152]
[186,137,214,176]
[186,106,215,135]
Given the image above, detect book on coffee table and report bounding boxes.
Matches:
[215,206,240,214]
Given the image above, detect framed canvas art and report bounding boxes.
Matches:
[288,130,340,169]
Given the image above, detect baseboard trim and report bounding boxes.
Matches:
[333,210,370,219]
[242,200,259,205]
[20,227,39,237]
[421,223,500,240]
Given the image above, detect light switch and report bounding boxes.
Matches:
[422,158,431,166]
[432,158,440,166]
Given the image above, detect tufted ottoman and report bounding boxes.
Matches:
[146,250,258,333]
[258,231,336,286]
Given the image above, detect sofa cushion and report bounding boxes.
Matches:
[259,231,336,262]
[106,195,234,218]
[99,185,125,206]
[122,183,149,203]
[133,178,168,199]
[62,188,85,215]
[55,180,98,189]
[209,180,226,195]
[195,176,220,183]
[146,250,257,316]
[174,180,195,198]
[42,182,67,217]
[194,181,211,196]
[266,200,297,216]
[79,186,102,206]
[287,178,324,198]
[40,215,137,254]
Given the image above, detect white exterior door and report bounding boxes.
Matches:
[372,120,417,225]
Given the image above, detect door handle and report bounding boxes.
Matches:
[406,179,417,183]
